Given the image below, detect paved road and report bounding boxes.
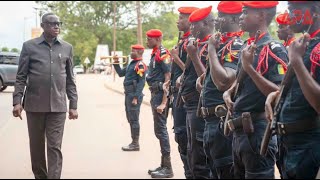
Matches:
[0,74,184,179]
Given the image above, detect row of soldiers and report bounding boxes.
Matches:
[113,1,320,179]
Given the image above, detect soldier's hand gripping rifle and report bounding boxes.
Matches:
[175,36,196,108]
[224,30,261,136]
[164,31,182,118]
[260,15,316,155]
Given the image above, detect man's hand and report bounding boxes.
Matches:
[132,97,138,106]
[156,103,166,114]
[265,91,280,122]
[176,74,183,89]
[223,90,234,114]
[208,34,220,50]
[170,46,179,59]
[196,73,205,93]
[12,104,23,120]
[186,39,198,60]
[113,55,120,63]
[69,109,78,120]
[241,44,256,72]
[288,33,310,67]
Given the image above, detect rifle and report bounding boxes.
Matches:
[224,30,261,136]
[260,64,294,156]
[316,167,320,179]
[260,16,315,155]
[175,37,196,108]
[164,31,182,118]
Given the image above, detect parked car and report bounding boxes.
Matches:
[0,52,19,92]
[73,65,85,74]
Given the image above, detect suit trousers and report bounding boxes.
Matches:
[26,112,66,179]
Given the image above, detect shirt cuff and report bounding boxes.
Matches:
[69,100,77,109]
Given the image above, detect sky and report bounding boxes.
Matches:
[0,1,288,50]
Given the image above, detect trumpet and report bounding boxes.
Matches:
[100,55,129,64]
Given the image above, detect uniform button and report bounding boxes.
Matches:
[51,61,53,63]
[51,74,53,77]
[50,50,53,52]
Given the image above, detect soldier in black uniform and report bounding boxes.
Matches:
[113,44,147,151]
[275,12,295,49]
[145,29,174,178]
[265,1,320,179]
[195,1,243,178]
[180,6,213,179]
[164,6,198,179]
[223,1,289,178]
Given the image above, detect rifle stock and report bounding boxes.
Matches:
[260,64,294,156]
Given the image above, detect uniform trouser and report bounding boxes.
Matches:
[203,116,234,179]
[232,116,277,179]
[184,103,212,179]
[172,92,192,178]
[26,112,66,179]
[125,93,143,139]
[150,91,171,156]
[279,135,320,179]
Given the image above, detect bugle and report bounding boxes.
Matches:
[100,55,128,64]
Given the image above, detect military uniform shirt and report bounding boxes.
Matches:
[280,35,320,123]
[146,45,171,86]
[114,59,146,97]
[181,43,207,96]
[202,37,243,107]
[234,33,289,113]
[171,34,190,86]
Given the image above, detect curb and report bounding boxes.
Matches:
[104,83,151,107]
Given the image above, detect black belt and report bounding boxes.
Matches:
[276,117,320,135]
[228,112,265,131]
[124,84,135,93]
[181,91,200,103]
[201,104,227,119]
[149,81,163,94]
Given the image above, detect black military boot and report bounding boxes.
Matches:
[122,136,140,151]
[148,156,164,175]
[151,155,174,178]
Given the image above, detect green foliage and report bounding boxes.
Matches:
[10,48,20,53]
[1,47,9,52]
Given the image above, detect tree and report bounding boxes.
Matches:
[36,1,175,65]
[11,48,20,53]
[1,47,9,52]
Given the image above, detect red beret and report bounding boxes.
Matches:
[242,1,278,9]
[218,1,243,14]
[131,44,145,50]
[178,7,199,14]
[146,29,162,38]
[189,6,212,23]
[275,12,290,25]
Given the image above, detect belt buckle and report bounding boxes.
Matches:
[277,122,286,135]
[201,107,209,118]
[214,104,227,118]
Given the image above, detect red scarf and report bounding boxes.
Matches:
[221,31,244,44]
[151,47,158,55]
[310,29,320,39]
[132,57,143,61]
[182,31,191,39]
[197,34,212,59]
[283,37,295,47]
[247,32,266,46]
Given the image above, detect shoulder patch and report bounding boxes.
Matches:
[135,61,147,77]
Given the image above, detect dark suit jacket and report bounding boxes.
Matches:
[13,34,78,112]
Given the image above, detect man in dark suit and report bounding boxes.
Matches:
[12,12,78,179]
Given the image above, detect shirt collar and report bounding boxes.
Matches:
[35,33,61,45]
